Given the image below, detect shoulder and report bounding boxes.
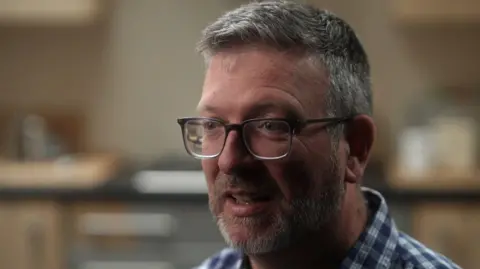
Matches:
[193,248,243,269]
[394,232,462,269]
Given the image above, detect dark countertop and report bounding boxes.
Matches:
[1,183,479,203]
[0,160,479,203]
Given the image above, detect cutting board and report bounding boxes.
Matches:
[0,153,121,189]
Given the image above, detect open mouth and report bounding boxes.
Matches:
[228,193,273,204]
[224,191,275,217]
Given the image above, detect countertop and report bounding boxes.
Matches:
[0,160,479,203]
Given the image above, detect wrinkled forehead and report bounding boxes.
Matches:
[197,47,328,121]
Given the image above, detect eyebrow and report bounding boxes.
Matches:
[197,100,302,119]
[249,101,301,118]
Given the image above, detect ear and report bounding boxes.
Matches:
[344,115,376,184]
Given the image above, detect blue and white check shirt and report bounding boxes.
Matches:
[194,188,462,269]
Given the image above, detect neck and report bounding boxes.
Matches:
[249,186,368,269]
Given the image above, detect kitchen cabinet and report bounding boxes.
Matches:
[391,0,480,24]
[0,0,102,25]
[67,201,225,269]
[0,201,64,269]
[413,202,480,268]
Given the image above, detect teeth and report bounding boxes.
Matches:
[232,195,253,204]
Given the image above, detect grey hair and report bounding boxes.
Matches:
[197,0,372,140]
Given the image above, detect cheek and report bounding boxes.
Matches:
[201,159,218,191]
[278,140,333,197]
[265,157,313,202]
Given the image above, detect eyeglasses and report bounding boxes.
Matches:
[177,116,351,160]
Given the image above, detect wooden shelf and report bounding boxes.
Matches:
[391,0,480,25]
[0,153,121,189]
[387,164,480,191]
[0,0,102,25]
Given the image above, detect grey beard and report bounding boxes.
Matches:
[217,213,291,254]
[213,170,345,255]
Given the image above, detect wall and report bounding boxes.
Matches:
[1,0,479,163]
[308,0,480,161]
[88,0,253,161]
[0,23,105,111]
[0,0,243,162]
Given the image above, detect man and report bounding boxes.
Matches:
[177,1,461,269]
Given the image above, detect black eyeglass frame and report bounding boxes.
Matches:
[177,116,353,160]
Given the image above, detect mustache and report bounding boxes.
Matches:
[214,172,276,194]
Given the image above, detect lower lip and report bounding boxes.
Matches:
[224,197,273,217]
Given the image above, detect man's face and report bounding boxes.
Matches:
[197,46,347,254]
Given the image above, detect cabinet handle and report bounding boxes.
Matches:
[27,220,45,269]
[81,261,175,269]
[80,213,177,237]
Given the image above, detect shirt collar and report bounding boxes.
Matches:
[340,187,399,269]
[240,188,399,269]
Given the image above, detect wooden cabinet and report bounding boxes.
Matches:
[0,0,102,25]
[68,201,133,247]
[66,201,225,269]
[0,201,64,269]
[391,0,480,24]
[413,202,480,268]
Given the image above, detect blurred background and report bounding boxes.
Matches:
[0,0,479,268]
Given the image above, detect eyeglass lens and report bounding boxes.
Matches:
[182,118,291,159]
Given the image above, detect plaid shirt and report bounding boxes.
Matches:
[194,188,462,269]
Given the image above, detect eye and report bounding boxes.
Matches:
[203,120,222,130]
[258,120,289,133]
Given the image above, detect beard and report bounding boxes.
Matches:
[209,151,346,255]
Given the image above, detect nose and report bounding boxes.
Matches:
[217,130,252,174]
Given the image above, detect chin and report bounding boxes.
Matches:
[218,215,269,239]
[216,214,290,254]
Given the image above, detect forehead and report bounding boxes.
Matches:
[198,46,328,120]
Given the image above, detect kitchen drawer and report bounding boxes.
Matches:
[67,201,227,268]
[79,261,175,269]
[127,203,223,242]
[78,261,198,269]
[69,202,223,243]
[70,242,225,269]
